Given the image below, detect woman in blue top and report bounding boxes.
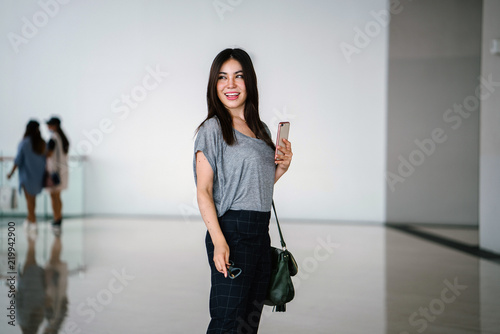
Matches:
[7,120,46,237]
[194,48,293,333]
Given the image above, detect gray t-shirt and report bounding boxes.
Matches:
[194,117,276,217]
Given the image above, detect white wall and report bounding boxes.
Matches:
[479,0,500,254]
[0,0,388,222]
[386,0,482,224]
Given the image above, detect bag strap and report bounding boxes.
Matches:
[272,200,287,250]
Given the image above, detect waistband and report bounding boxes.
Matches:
[221,210,271,222]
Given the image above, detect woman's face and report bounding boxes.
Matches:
[217,58,247,114]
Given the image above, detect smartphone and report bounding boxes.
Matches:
[275,122,290,160]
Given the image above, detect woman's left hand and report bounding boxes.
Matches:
[275,138,293,172]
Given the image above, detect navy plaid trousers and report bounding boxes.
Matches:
[205,210,272,334]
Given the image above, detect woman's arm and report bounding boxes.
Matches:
[196,151,230,278]
[9,141,24,179]
[274,138,293,183]
[7,164,17,179]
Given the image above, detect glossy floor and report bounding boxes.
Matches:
[0,217,499,334]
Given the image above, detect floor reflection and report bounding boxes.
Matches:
[0,218,498,334]
[385,228,481,334]
[0,219,84,334]
[18,236,46,333]
[19,234,68,333]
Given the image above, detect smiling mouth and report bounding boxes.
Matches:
[225,92,240,100]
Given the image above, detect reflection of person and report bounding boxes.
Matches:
[44,235,69,334]
[194,48,293,333]
[7,120,46,239]
[45,116,70,235]
[17,236,46,334]
[16,234,69,334]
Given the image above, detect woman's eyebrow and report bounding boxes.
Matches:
[218,70,243,75]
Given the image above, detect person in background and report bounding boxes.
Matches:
[7,120,46,240]
[45,116,70,236]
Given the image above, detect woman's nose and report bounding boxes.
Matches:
[227,77,235,88]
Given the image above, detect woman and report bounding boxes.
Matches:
[194,48,293,333]
[7,120,46,239]
[45,116,70,235]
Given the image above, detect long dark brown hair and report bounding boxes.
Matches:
[55,125,70,154]
[196,48,275,150]
[24,120,46,155]
[47,117,70,154]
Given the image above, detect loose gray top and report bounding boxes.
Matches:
[194,117,276,217]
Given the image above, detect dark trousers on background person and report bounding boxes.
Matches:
[206,210,272,334]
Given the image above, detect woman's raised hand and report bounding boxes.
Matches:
[275,138,293,172]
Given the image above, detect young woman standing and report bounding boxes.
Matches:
[45,116,70,235]
[194,48,293,333]
[7,120,46,239]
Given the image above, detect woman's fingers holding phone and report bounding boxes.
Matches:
[275,138,293,167]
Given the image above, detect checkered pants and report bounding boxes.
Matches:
[205,210,272,334]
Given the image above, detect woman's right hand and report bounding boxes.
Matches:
[7,165,17,180]
[213,241,230,278]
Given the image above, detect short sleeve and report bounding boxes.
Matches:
[14,140,25,167]
[193,118,221,182]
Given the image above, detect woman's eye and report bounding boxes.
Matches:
[236,74,243,78]
[218,76,226,80]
